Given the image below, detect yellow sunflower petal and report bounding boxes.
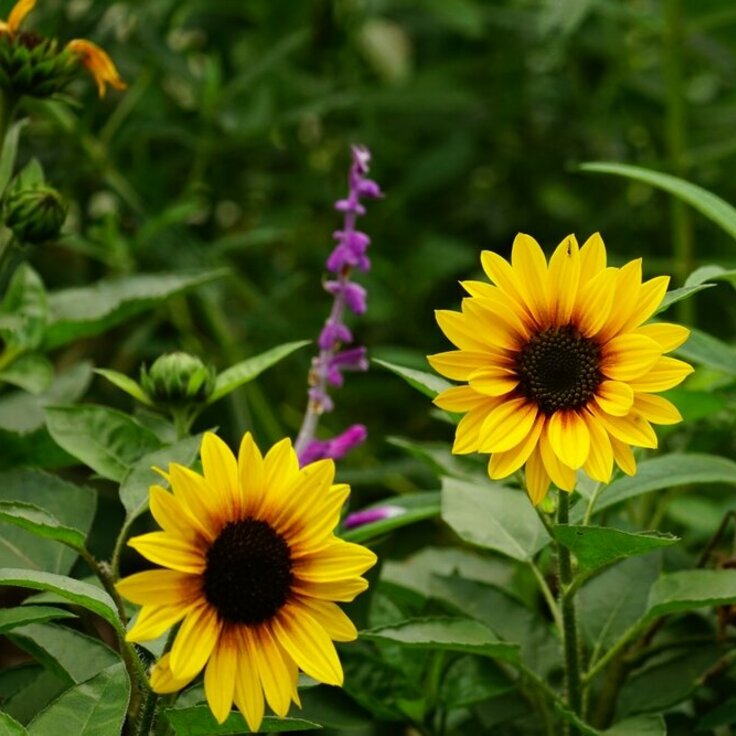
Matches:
[488,414,545,479]
[233,628,265,732]
[589,407,658,449]
[478,397,538,454]
[581,411,613,483]
[525,446,550,506]
[547,235,580,325]
[468,366,519,397]
[238,432,265,516]
[291,577,369,602]
[7,0,35,32]
[116,569,199,607]
[200,432,238,517]
[169,604,222,682]
[547,410,590,469]
[635,322,690,352]
[593,380,634,417]
[204,628,238,724]
[633,393,683,425]
[471,290,533,340]
[263,437,300,494]
[297,598,358,642]
[619,275,670,333]
[288,483,350,553]
[268,458,335,531]
[601,334,661,382]
[149,485,201,540]
[168,465,219,540]
[574,267,616,337]
[66,39,126,97]
[480,250,533,320]
[452,404,495,454]
[511,233,550,324]
[293,539,377,581]
[127,531,205,574]
[579,232,607,282]
[610,436,637,476]
[273,604,343,686]
[126,603,192,642]
[628,357,694,392]
[251,625,293,718]
[598,258,643,341]
[435,309,489,352]
[462,299,524,350]
[150,653,197,695]
[433,385,489,412]
[427,350,490,381]
[460,279,496,298]
[539,428,577,491]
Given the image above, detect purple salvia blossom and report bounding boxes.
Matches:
[344,504,405,530]
[294,146,381,466]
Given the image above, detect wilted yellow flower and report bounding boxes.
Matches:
[66,39,126,98]
[118,432,376,731]
[429,233,693,505]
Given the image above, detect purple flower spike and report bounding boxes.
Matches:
[318,321,353,351]
[326,281,367,315]
[325,347,369,386]
[299,424,368,466]
[344,504,405,530]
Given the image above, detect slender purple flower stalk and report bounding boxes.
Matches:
[344,505,405,530]
[294,146,382,465]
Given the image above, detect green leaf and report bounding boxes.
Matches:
[45,405,162,482]
[208,341,309,403]
[579,161,736,240]
[341,491,441,543]
[44,270,227,350]
[162,707,321,735]
[0,569,123,634]
[0,470,96,574]
[604,715,665,735]
[0,264,47,351]
[698,697,736,730]
[94,368,152,405]
[2,671,67,725]
[685,264,736,289]
[0,712,28,736]
[676,327,736,375]
[553,525,679,571]
[119,434,203,522]
[646,569,736,620]
[0,119,28,195]
[0,606,76,634]
[26,663,130,736]
[387,437,484,481]
[372,358,451,398]
[441,478,550,561]
[591,454,736,515]
[657,283,715,312]
[362,617,519,662]
[0,501,87,551]
[0,354,54,395]
[441,657,514,708]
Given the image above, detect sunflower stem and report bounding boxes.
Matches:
[132,686,159,736]
[556,491,582,733]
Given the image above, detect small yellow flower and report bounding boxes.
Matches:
[66,39,126,98]
[0,0,35,34]
[429,233,693,506]
[118,432,377,732]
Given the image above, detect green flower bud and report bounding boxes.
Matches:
[3,184,66,244]
[140,352,216,407]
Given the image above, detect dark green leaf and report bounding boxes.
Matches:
[162,707,321,735]
[372,358,451,398]
[604,716,665,735]
[0,501,87,551]
[362,617,519,662]
[44,270,227,349]
[45,405,162,482]
[25,663,130,736]
[553,525,679,571]
[0,606,76,634]
[441,478,550,561]
[0,712,28,736]
[697,697,736,730]
[646,569,736,620]
[0,569,123,634]
[0,119,28,194]
[2,671,67,725]
[441,656,514,708]
[209,341,310,403]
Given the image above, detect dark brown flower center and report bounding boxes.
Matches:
[203,519,292,624]
[515,325,601,414]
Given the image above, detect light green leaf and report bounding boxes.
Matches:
[0,354,54,395]
[591,454,736,515]
[162,707,321,735]
[0,606,76,634]
[441,478,550,561]
[373,358,451,398]
[119,434,203,521]
[0,712,28,736]
[604,715,665,735]
[553,525,679,571]
[0,264,47,351]
[45,405,162,482]
[676,327,736,375]
[44,270,227,350]
[646,569,736,620]
[685,264,736,289]
[657,283,715,312]
[362,617,519,662]
[0,119,28,195]
[208,341,309,403]
[0,569,123,634]
[580,161,736,240]
[0,470,96,574]
[94,368,152,405]
[341,491,440,543]
[0,501,86,551]
[26,663,130,736]
[2,670,67,725]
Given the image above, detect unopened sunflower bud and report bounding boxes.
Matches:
[140,352,216,407]
[3,184,66,243]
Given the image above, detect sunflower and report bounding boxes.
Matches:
[428,233,693,505]
[117,432,377,731]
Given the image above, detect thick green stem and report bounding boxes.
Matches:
[132,687,158,736]
[557,491,582,732]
